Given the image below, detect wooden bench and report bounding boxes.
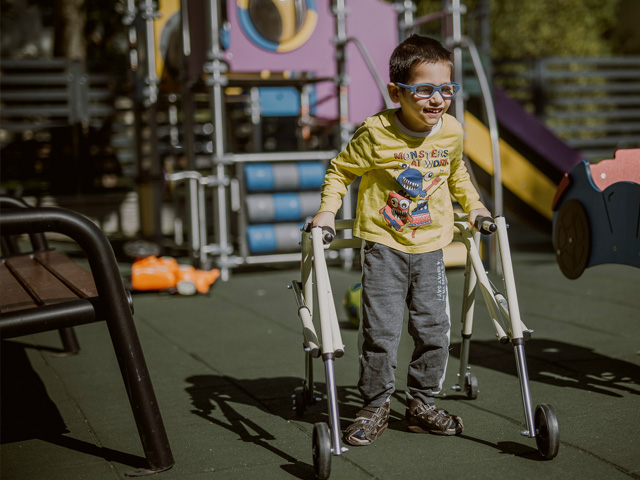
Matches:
[0,197,174,476]
[1,198,83,355]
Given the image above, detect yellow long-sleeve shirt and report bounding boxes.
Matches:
[318,109,486,253]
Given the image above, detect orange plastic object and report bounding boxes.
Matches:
[176,264,221,295]
[131,256,220,294]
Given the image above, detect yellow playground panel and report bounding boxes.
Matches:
[464,112,557,221]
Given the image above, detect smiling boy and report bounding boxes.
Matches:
[312,35,490,445]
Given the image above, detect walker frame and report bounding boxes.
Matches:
[289,214,559,479]
[451,212,559,460]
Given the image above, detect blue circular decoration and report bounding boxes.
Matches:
[237,0,318,53]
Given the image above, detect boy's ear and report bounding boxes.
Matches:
[387,82,401,104]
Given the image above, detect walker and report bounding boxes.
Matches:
[288,220,360,479]
[289,214,559,479]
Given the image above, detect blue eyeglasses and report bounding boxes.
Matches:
[395,82,460,99]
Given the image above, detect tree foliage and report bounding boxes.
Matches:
[414,0,623,58]
[488,0,618,58]
[0,0,129,65]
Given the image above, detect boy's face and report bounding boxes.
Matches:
[388,60,453,133]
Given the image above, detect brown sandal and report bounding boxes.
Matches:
[405,399,463,436]
[343,400,391,446]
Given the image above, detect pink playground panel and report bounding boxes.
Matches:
[590,148,640,192]
[225,0,398,123]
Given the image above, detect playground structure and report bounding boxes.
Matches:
[124,0,514,279]
[2,3,638,259]
[126,0,640,281]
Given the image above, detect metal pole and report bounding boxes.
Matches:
[324,356,344,454]
[180,0,197,171]
[137,0,164,248]
[394,0,415,40]
[332,0,351,150]
[465,39,502,217]
[447,0,465,124]
[332,0,354,269]
[514,342,536,437]
[142,0,159,106]
[198,178,208,265]
[188,177,201,261]
[205,0,231,278]
[441,0,502,268]
[249,86,263,151]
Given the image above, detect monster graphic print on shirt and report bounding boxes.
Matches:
[379,160,446,234]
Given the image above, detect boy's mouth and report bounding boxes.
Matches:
[424,107,443,115]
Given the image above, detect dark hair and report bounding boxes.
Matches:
[389,35,453,84]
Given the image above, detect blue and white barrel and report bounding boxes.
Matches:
[246,192,320,223]
[246,223,304,254]
[244,162,325,192]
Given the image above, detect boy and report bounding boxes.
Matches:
[312,35,491,446]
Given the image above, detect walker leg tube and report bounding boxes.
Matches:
[513,339,536,437]
[323,354,343,455]
[313,233,336,354]
[305,349,316,404]
[301,232,313,318]
[457,254,477,384]
[465,233,508,341]
[496,216,525,339]
[327,290,344,358]
[458,334,472,383]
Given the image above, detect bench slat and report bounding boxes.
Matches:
[0,261,39,312]
[35,250,98,298]
[3,255,80,307]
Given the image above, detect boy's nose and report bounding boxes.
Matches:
[429,91,445,102]
[427,92,444,105]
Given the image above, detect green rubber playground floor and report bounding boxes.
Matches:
[2,221,640,480]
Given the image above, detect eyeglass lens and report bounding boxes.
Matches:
[415,84,456,98]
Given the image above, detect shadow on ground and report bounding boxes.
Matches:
[0,340,148,469]
[183,370,552,470]
[450,338,640,397]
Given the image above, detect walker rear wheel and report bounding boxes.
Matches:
[534,403,559,459]
[312,422,332,479]
[294,386,306,418]
[465,373,478,399]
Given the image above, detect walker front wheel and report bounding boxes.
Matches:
[534,403,560,459]
[312,422,332,479]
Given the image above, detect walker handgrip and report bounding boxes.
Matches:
[305,223,336,244]
[322,227,335,244]
[475,216,497,235]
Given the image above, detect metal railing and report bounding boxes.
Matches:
[494,56,640,161]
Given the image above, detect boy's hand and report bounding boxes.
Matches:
[469,208,492,230]
[311,211,336,232]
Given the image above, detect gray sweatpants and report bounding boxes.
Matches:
[358,241,451,407]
